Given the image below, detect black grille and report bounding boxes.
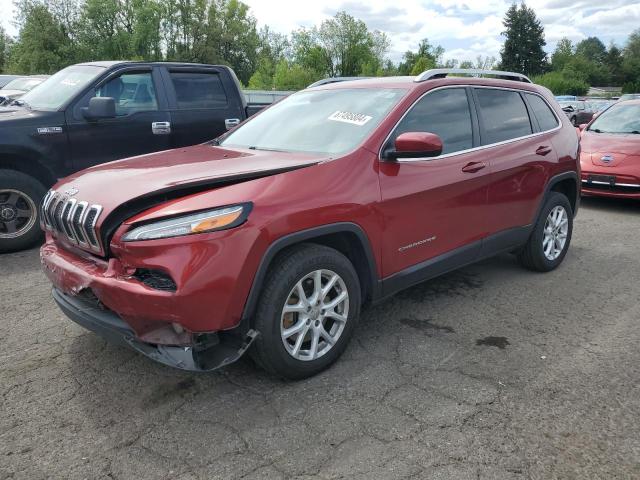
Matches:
[42,190,102,252]
[133,269,177,292]
[72,203,86,243]
[84,208,98,246]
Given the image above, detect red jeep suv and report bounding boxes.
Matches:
[40,69,580,379]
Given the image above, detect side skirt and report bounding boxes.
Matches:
[378,225,532,300]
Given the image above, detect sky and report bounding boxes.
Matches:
[1,0,639,63]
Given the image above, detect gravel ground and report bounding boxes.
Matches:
[1,196,639,480]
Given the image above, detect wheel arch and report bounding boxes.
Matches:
[0,150,56,189]
[546,171,579,216]
[241,223,380,324]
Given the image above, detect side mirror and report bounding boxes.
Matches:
[386,132,443,160]
[578,124,588,131]
[82,97,116,120]
[562,106,574,113]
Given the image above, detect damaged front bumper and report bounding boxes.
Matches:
[53,288,258,372]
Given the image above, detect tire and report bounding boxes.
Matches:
[251,243,361,380]
[0,170,47,253]
[518,191,573,272]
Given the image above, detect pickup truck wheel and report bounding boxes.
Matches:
[518,192,573,272]
[251,243,361,380]
[0,170,46,253]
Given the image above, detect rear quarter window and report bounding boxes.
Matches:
[475,88,532,145]
[525,93,559,131]
[170,72,228,109]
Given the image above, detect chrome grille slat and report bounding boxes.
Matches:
[42,189,103,253]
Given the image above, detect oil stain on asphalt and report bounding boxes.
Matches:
[476,336,510,349]
[399,317,456,336]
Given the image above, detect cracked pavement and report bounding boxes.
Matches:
[1,196,639,479]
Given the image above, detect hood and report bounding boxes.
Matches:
[0,89,26,98]
[580,131,640,167]
[54,143,324,215]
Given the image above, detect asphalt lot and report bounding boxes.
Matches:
[1,196,639,479]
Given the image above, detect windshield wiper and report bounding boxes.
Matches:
[247,146,287,152]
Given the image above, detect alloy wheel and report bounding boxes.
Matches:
[280,269,349,361]
[0,189,37,239]
[543,205,568,261]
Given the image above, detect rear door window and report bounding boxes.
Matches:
[390,88,474,155]
[525,93,559,132]
[475,88,532,145]
[169,72,228,109]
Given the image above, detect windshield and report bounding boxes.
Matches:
[2,77,43,92]
[220,88,407,156]
[588,103,640,134]
[19,65,104,110]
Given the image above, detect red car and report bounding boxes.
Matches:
[40,69,580,379]
[579,99,640,199]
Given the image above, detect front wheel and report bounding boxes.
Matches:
[0,170,46,253]
[518,191,573,272]
[251,243,361,379]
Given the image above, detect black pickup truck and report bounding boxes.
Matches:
[0,61,267,252]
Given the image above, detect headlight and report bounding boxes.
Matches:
[122,204,250,241]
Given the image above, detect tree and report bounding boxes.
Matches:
[621,29,640,92]
[533,71,588,96]
[8,1,75,73]
[272,59,318,90]
[398,38,443,75]
[499,3,547,76]
[0,27,13,73]
[551,38,573,71]
[575,36,607,64]
[202,0,259,85]
[605,44,624,86]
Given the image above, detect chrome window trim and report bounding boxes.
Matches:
[378,85,562,164]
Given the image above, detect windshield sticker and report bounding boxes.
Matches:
[328,110,372,126]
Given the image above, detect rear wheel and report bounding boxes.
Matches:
[0,170,46,253]
[518,192,573,272]
[251,244,361,379]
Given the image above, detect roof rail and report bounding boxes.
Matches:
[307,76,371,88]
[415,68,532,84]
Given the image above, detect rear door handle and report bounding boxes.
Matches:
[461,161,486,173]
[151,121,171,135]
[225,118,241,130]
[536,145,552,156]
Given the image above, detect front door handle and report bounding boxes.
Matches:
[151,121,171,135]
[461,161,486,173]
[225,118,241,130]
[536,145,552,156]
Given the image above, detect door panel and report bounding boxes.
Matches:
[475,88,559,233]
[67,68,171,170]
[379,156,491,277]
[378,87,490,278]
[163,68,244,147]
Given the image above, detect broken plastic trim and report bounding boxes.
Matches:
[52,288,259,372]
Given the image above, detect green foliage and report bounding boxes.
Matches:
[0,27,13,73]
[5,0,640,94]
[499,3,547,76]
[398,38,443,75]
[8,1,77,73]
[272,59,318,90]
[533,71,588,96]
